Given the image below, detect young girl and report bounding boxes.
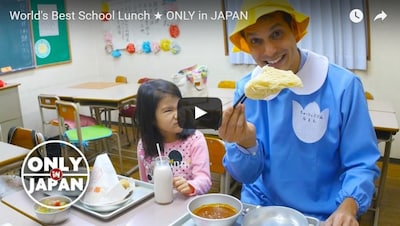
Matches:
[135,79,211,196]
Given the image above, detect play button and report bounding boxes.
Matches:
[195,106,207,119]
[178,97,222,129]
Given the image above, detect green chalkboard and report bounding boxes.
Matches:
[0,0,35,75]
[31,0,71,67]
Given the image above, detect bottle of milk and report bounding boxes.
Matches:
[153,156,173,204]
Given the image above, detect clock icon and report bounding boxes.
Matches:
[349,9,364,23]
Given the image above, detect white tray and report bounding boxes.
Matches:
[72,176,154,220]
[169,208,244,226]
[169,203,320,226]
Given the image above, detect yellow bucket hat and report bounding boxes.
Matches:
[229,0,309,53]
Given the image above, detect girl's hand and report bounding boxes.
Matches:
[173,176,194,196]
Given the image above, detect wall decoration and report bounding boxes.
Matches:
[103,0,181,57]
[31,0,71,67]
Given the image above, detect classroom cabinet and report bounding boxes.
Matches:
[0,83,23,141]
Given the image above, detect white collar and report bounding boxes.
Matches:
[249,50,329,101]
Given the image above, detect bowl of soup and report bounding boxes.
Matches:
[34,195,72,225]
[187,193,243,226]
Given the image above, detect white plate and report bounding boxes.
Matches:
[72,177,154,220]
[79,181,135,212]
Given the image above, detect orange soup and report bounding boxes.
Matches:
[193,203,237,219]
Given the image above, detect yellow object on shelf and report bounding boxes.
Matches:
[218,80,236,89]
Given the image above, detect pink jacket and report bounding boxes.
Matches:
[137,130,211,195]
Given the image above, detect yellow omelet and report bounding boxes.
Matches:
[245,66,303,99]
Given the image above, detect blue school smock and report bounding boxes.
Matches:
[223,50,380,220]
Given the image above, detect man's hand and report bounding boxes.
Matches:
[218,104,256,148]
[324,198,359,226]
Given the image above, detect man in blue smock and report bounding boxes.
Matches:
[218,0,380,225]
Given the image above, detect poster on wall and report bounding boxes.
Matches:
[31,0,71,67]
[102,0,182,57]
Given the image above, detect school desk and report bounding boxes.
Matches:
[0,141,29,174]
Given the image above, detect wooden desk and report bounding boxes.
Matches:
[39,81,140,129]
[39,82,141,175]
[41,82,140,109]
[0,142,29,174]
[1,189,192,225]
[0,83,23,141]
[207,87,235,100]
[368,99,395,113]
[367,103,399,226]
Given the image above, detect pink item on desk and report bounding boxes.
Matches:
[54,114,97,130]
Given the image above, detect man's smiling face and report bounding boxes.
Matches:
[242,12,300,73]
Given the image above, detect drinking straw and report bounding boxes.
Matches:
[156,143,162,162]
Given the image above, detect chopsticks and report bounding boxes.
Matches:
[233,93,247,108]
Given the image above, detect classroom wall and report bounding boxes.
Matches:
[93,0,255,85]
[1,0,399,158]
[355,0,400,158]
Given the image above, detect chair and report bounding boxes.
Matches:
[115,75,128,83]
[119,76,155,141]
[218,80,236,89]
[115,75,138,145]
[88,75,137,145]
[118,103,138,145]
[55,100,123,172]
[0,124,3,142]
[7,126,45,150]
[364,90,388,220]
[38,94,61,137]
[118,75,155,145]
[38,94,97,138]
[6,126,46,174]
[365,91,374,100]
[205,135,240,194]
[88,75,129,127]
[137,77,154,84]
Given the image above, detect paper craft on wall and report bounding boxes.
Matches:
[102,0,182,58]
[31,0,71,67]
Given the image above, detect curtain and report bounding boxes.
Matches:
[225,0,256,65]
[225,0,367,70]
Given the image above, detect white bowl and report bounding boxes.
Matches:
[79,189,134,212]
[241,206,311,226]
[34,195,72,225]
[187,193,243,226]
[79,178,135,212]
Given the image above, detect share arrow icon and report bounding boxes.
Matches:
[374,10,387,22]
[194,106,207,119]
